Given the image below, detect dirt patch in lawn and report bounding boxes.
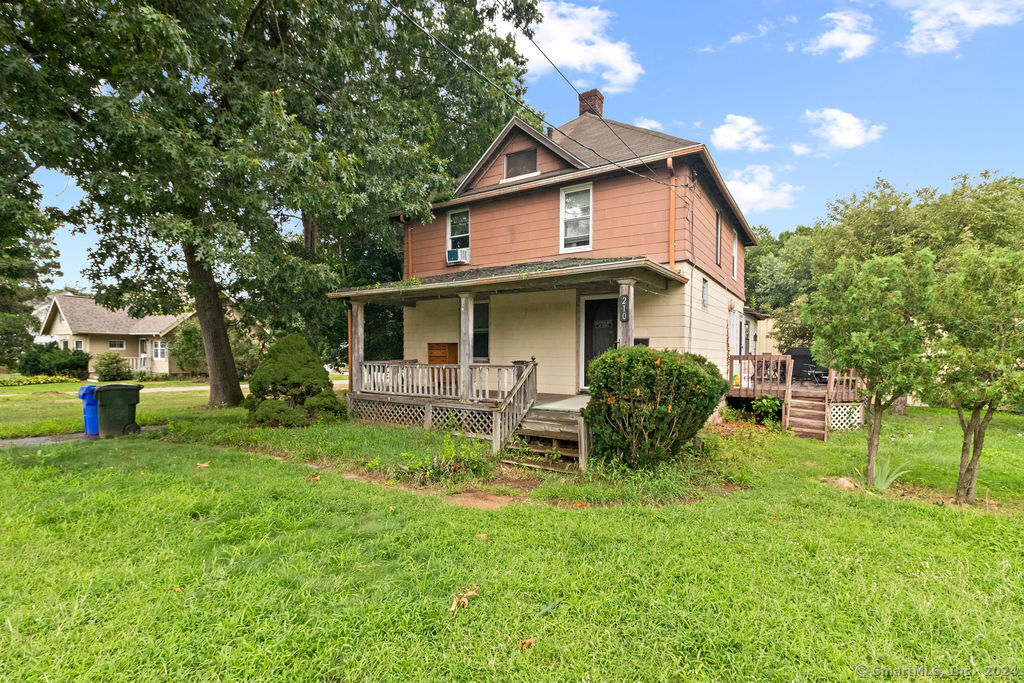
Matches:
[444,489,522,510]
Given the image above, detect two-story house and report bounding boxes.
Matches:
[330,90,762,458]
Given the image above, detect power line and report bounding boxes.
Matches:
[380,0,693,194]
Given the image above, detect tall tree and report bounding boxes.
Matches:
[926,249,1024,504]
[3,0,539,403]
[806,251,936,487]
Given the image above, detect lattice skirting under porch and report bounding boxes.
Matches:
[349,396,494,439]
[829,403,864,431]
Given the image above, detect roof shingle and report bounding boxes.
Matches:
[52,294,192,335]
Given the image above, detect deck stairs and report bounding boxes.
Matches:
[502,408,588,472]
[788,394,828,441]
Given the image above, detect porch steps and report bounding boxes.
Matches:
[788,396,828,441]
[502,408,588,472]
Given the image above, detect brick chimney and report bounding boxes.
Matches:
[578,88,604,117]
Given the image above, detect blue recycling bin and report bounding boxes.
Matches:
[78,385,100,440]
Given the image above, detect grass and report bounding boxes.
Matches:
[0,378,212,395]
[3,385,1024,679]
[2,419,1023,680]
[0,389,223,439]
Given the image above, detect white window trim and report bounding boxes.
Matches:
[732,232,738,280]
[446,208,470,255]
[109,340,125,350]
[559,182,594,255]
[152,340,168,360]
[715,211,722,266]
[73,339,84,351]
[499,170,540,184]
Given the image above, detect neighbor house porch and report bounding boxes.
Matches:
[328,257,687,459]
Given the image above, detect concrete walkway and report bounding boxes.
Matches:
[0,425,167,449]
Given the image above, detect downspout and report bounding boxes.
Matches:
[667,157,677,270]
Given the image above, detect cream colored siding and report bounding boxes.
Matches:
[679,263,745,377]
[489,290,577,395]
[633,282,686,351]
[403,299,460,363]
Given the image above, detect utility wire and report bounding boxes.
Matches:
[381,0,695,194]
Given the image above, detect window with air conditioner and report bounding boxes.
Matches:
[446,209,470,265]
[560,183,592,253]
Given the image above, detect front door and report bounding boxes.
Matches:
[583,298,617,388]
[138,339,148,369]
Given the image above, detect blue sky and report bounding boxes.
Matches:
[40,0,1024,288]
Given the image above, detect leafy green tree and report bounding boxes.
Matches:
[925,248,1024,504]
[0,313,35,367]
[3,0,540,404]
[806,251,936,487]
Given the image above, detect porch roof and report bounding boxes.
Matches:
[327,257,686,305]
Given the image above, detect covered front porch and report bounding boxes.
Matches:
[328,257,686,454]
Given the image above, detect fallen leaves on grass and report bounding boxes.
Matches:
[519,637,536,650]
[196,462,210,469]
[171,587,182,592]
[450,585,479,612]
[475,533,490,541]
[308,473,320,483]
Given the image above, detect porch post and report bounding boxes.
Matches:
[350,300,364,394]
[617,278,635,347]
[458,292,474,401]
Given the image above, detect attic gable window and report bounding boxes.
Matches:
[560,183,592,253]
[503,148,538,181]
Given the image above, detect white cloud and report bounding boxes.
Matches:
[633,117,663,131]
[804,108,886,149]
[725,166,802,213]
[710,115,773,152]
[804,11,877,61]
[785,15,799,24]
[729,20,774,44]
[790,143,813,156]
[693,121,703,129]
[500,1,644,93]
[885,0,1024,54]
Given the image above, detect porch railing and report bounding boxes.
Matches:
[359,362,521,402]
[491,360,538,453]
[127,357,148,371]
[826,369,862,403]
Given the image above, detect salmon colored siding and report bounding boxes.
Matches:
[466,129,572,192]
[676,166,746,300]
[411,167,675,279]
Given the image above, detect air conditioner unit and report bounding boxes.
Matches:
[446,248,470,265]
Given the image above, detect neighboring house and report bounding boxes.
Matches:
[329,90,768,457]
[38,293,193,374]
[30,297,58,345]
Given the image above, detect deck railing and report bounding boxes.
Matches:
[827,369,862,403]
[727,355,793,399]
[359,361,522,402]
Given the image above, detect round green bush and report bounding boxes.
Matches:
[303,389,346,418]
[581,346,729,468]
[94,352,133,381]
[244,334,331,427]
[253,399,306,428]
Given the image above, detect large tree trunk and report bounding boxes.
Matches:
[956,403,996,504]
[865,397,884,488]
[182,243,244,406]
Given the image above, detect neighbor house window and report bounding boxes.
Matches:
[732,232,738,280]
[701,278,709,310]
[447,209,470,252]
[57,311,64,323]
[74,340,83,351]
[504,148,537,179]
[560,183,592,252]
[109,340,125,350]
[61,340,68,350]
[153,340,168,360]
[473,301,489,361]
[715,211,722,266]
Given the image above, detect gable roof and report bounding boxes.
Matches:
[550,113,700,166]
[41,293,193,336]
[455,116,587,195]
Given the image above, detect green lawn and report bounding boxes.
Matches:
[0,387,222,439]
[2,403,1023,679]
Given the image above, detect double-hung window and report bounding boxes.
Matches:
[715,211,722,266]
[560,183,592,253]
[153,340,168,360]
[448,209,470,252]
[74,340,84,351]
